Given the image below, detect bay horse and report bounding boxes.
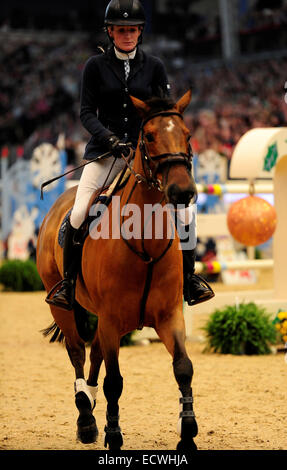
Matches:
[36,89,198,451]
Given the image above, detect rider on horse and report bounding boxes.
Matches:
[48,0,214,311]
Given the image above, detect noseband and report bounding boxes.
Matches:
[138,111,193,190]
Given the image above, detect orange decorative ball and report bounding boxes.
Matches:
[227,195,277,246]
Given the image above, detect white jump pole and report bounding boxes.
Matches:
[195,259,274,274]
[67,180,274,194]
[196,182,273,194]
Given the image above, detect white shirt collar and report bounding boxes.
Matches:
[114,47,137,60]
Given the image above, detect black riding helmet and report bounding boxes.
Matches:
[104,0,146,51]
[104,0,146,26]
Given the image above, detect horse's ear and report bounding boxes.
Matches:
[176,89,192,114]
[130,95,150,117]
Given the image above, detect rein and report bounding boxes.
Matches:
[120,180,174,265]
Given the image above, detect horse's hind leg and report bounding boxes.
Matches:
[98,318,124,451]
[155,315,198,452]
[47,304,98,444]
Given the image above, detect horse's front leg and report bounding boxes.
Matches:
[98,318,124,451]
[74,375,99,444]
[173,332,198,452]
[65,336,99,444]
[155,314,198,452]
[75,327,104,443]
[48,304,98,444]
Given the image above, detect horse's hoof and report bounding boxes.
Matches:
[176,438,197,452]
[178,416,198,438]
[77,414,98,444]
[104,430,123,450]
[77,422,99,444]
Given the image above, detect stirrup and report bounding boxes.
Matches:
[184,274,215,307]
[45,279,74,311]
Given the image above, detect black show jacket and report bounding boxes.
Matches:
[80,47,170,160]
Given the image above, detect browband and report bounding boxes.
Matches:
[141,111,183,129]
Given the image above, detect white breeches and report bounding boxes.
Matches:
[70,157,126,229]
[70,157,197,249]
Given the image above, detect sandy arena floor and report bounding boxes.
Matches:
[0,278,286,451]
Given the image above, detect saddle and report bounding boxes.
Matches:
[58,166,131,248]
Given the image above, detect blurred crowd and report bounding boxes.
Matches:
[239,0,287,31]
[0,31,286,167]
[0,34,91,164]
[155,0,287,49]
[172,58,287,158]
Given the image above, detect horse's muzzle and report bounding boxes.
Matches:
[166,183,197,208]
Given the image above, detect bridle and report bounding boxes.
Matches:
[122,110,193,191]
[140,110,193,190]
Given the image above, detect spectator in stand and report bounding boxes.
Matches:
[1,30,286,160]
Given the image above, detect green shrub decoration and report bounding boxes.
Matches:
[0,259,44,291]
[203,302,277,355]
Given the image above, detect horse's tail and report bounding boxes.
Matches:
[41,302,98,344]
[41,322,65,343]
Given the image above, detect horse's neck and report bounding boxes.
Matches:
[119,149,176,258]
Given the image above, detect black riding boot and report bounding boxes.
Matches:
[176,217,214,306]
[182,248,215,306]
[46,219,81,311]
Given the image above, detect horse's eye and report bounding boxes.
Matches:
[145,133,154,142]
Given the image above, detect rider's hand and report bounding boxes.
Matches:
[107,135,130,158]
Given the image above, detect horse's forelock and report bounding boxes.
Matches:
[145,96,176,118]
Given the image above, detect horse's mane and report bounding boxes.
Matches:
[145,96,176,117]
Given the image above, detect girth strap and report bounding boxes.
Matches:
[138,263,154,331]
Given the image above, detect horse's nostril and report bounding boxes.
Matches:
[167,184,194,206]
[167,184,179,200]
